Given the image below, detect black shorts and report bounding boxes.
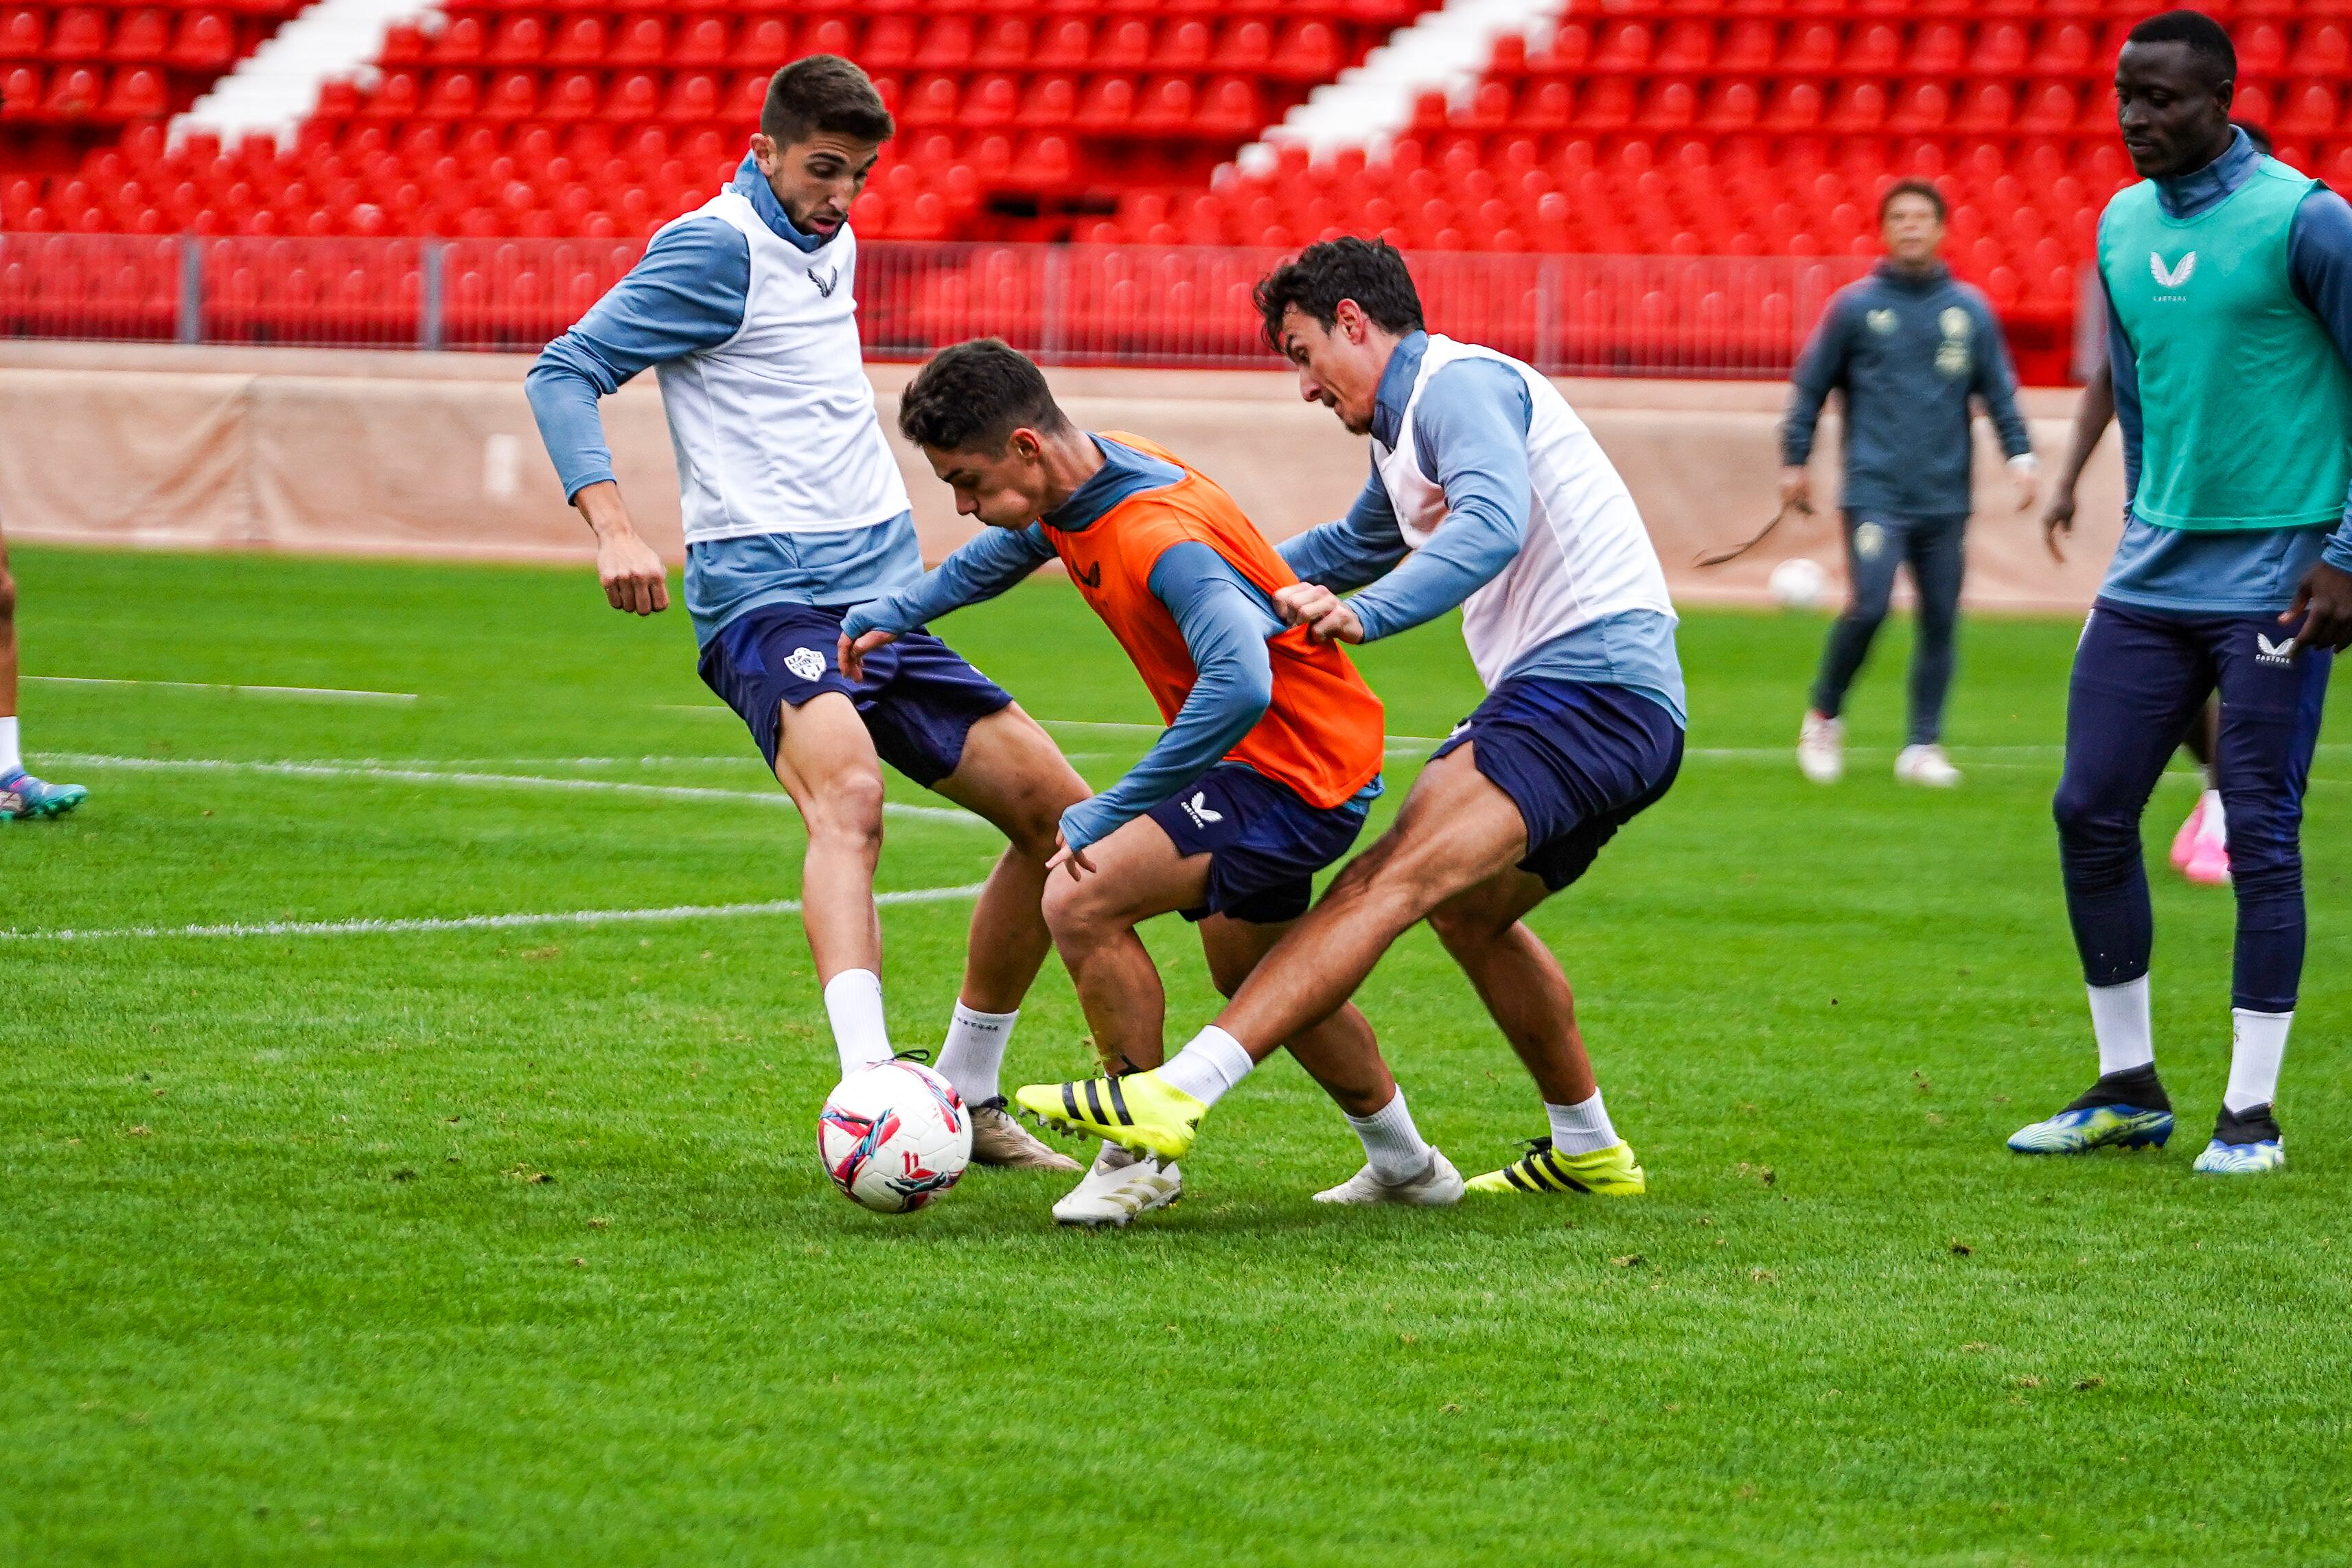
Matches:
[1431,677,1683,892]
[1144,763,1374,925]
[696,603,1012,786]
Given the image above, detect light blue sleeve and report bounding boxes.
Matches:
[2285,186,2352,570]
[1276,465,1410,592]
[839,525,1057,640]
[1059,541,1279,851]
[1339,359,1533,643]
[523,216,750,501]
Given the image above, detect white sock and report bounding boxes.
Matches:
[2224,1008,2290,1114]
[936,1002,1016,1105]
[1156,1026,1256,1107]
[2088,976,2154,1076]
[822,969,892,1077]
[2198,789,2228,850]
[1545,1089,1620,1155]
[0,715,19,779]
[1344,1085,1434,1184]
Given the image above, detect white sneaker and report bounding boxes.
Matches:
[1797,711,1843,783]
[1894,743,1962,787]
[1313,1148,1464,1206]
[1051,1144,1182,1227]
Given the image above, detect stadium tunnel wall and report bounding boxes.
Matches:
[0,342,2123,612]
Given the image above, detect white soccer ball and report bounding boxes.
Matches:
[818,1060,972,1213]
[1768,556,1830,610]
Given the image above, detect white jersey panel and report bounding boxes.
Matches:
[653,190,911,545]
[1372,335,1675,689]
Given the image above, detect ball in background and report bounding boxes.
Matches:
[818,1060,972,1213]
[1769,556,1830,611]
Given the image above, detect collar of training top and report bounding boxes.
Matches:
[1041,435,1185,533]
[731,155,832,253]
[1369,329,1430,450]
[1869,259,1954,291]
[2154,126,2257,222]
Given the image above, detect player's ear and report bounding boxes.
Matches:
[748,132,778,174]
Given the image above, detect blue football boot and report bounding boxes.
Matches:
[1,770,87,821]
[2007,1066,2173,1154]
[2191,1103,2285,1175]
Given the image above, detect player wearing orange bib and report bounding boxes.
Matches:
[842,340,1460,1224]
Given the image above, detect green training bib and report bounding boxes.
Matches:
[2099,157,2352,531]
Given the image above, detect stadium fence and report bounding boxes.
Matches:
[0,232,1887,378]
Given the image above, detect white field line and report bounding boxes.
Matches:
[0,883,987,943]
[27,676,416,703]
[46,754,984,826]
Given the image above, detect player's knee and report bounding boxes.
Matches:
[807,769,887,846]
[1039,870,1117,945]
[1426,901,1506,953]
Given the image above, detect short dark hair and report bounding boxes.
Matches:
[1878,178,1948,224]
[2124,10,2237,88]
[898,339,1071,452]
[761,55,894,148]
[1252,237,1425,351]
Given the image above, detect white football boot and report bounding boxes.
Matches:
[968,1098,1082,1171]
[1313,1148,1464,1206]
[1894,743,1963,787]
[1797,712,1844,784]
[1052,1144,1182,1227]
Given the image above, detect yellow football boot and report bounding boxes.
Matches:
[1013,1068,1206,1162]
[1464,1137,1646,1197]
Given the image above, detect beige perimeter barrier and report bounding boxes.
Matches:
[0,341,2122,612]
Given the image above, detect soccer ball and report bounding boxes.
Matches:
[818,1060,972,1213]
[1768,556,1830,610]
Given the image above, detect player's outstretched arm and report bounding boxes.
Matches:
[1049,544,1275,877]
[1277,468,1411,594]
[1304,359,1531,645]
[837,524,1055,679]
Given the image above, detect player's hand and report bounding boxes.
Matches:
[2040,487,2077,563]
[595,529,669,615]
[1778,466,1812,511]
[1273,581,1365,645]
[2282,560,2352,653]
[2009,459,2040,516]
[836,628,897,683]
[1046,830,1098,882]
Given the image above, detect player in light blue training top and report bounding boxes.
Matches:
[525,56,1086,1170]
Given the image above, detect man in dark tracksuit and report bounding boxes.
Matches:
[1782,178,2040,787]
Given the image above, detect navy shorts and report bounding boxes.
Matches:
[1432,678,1683,892]
[1144,763,1373,925]
[696,603,1013,787]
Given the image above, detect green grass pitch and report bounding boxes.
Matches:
[4,543,2349,1565]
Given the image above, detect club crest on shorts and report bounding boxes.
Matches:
[785,645,828,681]
[2257,632,2296,667]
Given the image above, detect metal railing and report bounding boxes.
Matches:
[0,232,1887,376]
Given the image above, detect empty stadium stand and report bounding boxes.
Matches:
[4,0,2350,378]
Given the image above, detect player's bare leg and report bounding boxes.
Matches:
[1214,746,1530,1057]
[1196,914,1392,1118]
[0,531,84,821]
[928,702,1090,1015]
[927,702,1091,1170]
[1037,811,1200,1074]
[1427,869,1595,1105]
[768,691,895,1078]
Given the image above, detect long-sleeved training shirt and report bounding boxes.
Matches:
[1278,331,1686,721]
[842,437,1376,851]
[524,157,921,644]
[1782,260,2033,518]
[2099,126,2352,613]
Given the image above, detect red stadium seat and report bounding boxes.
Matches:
[0,62,43,120]
[608,71,657,121]
[964,72,1017,126]
[43,62,100,115]
[1037,19,1092,70]
[0,6,40,61]
[914,16,973,71]
[110,10,169,63]
[482,68,536,121]
[1214,20,1271,72]
[2239,23,2286,76]
[974,16,1030,68]
[486,15,543,64]
[2020,83,2078,133]
[901,73,958,127]
[1657,20,1711,71]
[430,16,484,64]
[1843,25,1900,73]
[1519,78,1571,131]
[610,16,667,67]
[1132,75,1193,131]
[1906,23,1963,74]
[1765,82,1825,132]
[676,17,730,67]
[168,10,233,69]
[2305,25,2351,74]
[1017,73,1076,128]
[49,7,106,60]
[1100,19,1152,71]
[2281,83,2340,137]
[1701,81,1760,132]
[1954,83,2014,132]
[862,16,915,71]
[1718,22,1772,73]
[661,71,719,124]
[1826,82,1888,133]
[101,62,164,118]
[1074,74,1135,130]
[1968,23,2028,74]
[545,69,597,122]
[742,18,788,64]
